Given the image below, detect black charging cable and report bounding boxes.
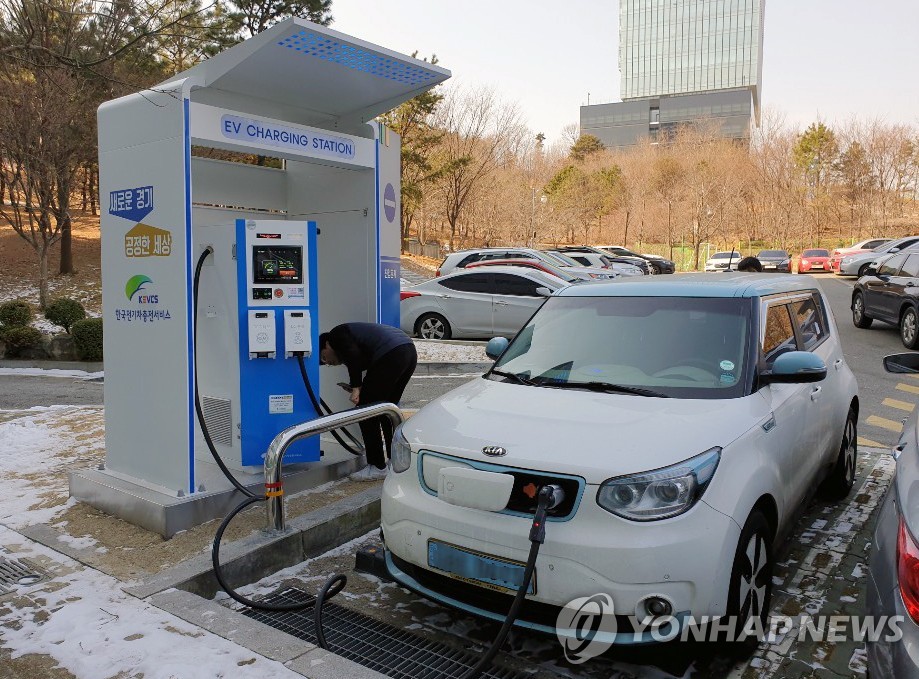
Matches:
[295,354,364,455]
[457,484,557,679]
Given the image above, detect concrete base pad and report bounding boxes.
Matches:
[69,439,364,538]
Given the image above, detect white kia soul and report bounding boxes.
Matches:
[382,273,858,644]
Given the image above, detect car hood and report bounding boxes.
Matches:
[403,378,771,484]
[758,255,788,262]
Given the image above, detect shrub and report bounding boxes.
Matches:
[72,317,103,361]
[0,300,33,328]
[44,298,86,334]
[0,326,43,357]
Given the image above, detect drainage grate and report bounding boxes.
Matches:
[240,587,529,679]
[0,556,45,595]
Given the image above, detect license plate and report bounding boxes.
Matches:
[428,540,535,594]
[813,264,824,269]
[764,263,776,269]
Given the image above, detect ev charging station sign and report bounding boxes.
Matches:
[189,103,375,168]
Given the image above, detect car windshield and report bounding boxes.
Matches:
[711,252,736,259]
[803,249,829,257]
[490,296,752,399]
[543,251,581,267]
[758,250,787,258]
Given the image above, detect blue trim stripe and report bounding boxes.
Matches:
[184,97,195,495]
[383,552,683,645]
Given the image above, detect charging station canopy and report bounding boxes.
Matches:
[79,19,450,537]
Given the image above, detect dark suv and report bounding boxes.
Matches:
[595,245,676,274]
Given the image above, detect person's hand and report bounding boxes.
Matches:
[350,387,361,406]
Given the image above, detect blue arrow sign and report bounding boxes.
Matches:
[109,186,154,223]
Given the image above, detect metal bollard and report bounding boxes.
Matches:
[263,403,405,532]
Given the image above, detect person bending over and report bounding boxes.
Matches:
[319,322,417,481]
[736,256,763,272]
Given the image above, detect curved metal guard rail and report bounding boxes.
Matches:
[264,402,405,531]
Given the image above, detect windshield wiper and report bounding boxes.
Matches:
[534,379,669,398]
[489,369,536,386]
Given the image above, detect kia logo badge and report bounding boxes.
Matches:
[482,446,507,457]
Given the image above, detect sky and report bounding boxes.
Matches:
[331,0,919,145]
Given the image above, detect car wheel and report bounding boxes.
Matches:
[724,510,773,653]
[822,406,857,500]
[650,263,661,275]
[858,263,872,277]
[901,307,919,349]
[852,292,873,329]
[415,313,452,340]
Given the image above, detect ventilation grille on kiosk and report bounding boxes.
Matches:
[202,397,233,447]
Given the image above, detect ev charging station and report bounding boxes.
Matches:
[70,19,450,537]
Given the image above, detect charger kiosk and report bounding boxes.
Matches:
[71,19,450,536]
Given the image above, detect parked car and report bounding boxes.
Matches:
[400,266,566,340]
[466,258,600,282]
[555,245,653,275]
[544,249,644,277]
[868,352,919,677]
[756,250,791,272]
[828,238,892,272]
[796,249,831,274]
[437,247,609,279]
[594,245,676,274]
[838,236,919,277]
[383,273,858,644]
[851,250,919,348]
[704,251,741,272]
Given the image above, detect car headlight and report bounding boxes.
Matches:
[842,257,854,264]
[596,448,721,521]
[390,425,412,473]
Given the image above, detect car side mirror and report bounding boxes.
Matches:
[884,353,919,374]
[485,336,510,360]
[535,287,553,297]
[761,351,827,384]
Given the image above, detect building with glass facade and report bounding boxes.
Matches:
[582,0,764,148]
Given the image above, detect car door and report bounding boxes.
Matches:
[491,273,548,337]
[435,272,495,337]
[860,255,906,320]
[898,255,919,315]
[871,254,908,322]
[760,299,819,515]
[790,293,842,466]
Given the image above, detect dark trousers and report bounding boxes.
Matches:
[357,343,418,468]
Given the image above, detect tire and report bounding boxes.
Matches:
[415,313,452,340]
[858,263,872,277]
[822,406,857,500]
[724,510,773,653]
[650,263,661,275]
[852,292,873,329]
[902,307,919,349]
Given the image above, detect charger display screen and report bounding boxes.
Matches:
[253,246,303,284]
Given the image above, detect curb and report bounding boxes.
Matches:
[0,359,104,372]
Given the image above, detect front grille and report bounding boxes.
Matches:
[420,453,584,520]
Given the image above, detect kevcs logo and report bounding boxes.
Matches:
[125,275,158,304]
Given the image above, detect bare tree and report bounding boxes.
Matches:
[433,85,526,250]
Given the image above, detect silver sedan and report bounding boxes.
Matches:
[400,265,567,340]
